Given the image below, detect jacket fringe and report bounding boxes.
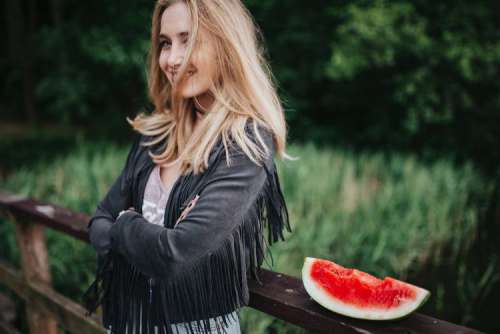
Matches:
[83,154,291,334]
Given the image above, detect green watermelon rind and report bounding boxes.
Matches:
[387,291,431,321]
[301,257,431,321]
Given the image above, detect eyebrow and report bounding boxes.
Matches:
[159,31,190,40]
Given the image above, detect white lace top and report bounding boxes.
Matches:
[142,165,173,226]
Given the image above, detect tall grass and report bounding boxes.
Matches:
[0,139,490,333]
[274,142,482,278]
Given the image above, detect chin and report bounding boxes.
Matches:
[181,87,206,99]
[181,91,197,98]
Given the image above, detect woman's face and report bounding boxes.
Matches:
[158,2,217,102]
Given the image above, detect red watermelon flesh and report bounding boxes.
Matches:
[302,257,430,320]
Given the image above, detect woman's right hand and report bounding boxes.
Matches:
[87,135,141,257]
[88,219,113,256]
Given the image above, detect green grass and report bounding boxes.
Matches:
[275,142,482,278]
[0,139,492,334]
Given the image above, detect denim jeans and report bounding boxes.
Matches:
[106,310,241,334]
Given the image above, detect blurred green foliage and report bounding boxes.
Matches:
[1,140,497,333]
[2,0,499,173]
[321,0,500,172]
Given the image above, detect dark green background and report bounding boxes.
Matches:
[3,0,500,174]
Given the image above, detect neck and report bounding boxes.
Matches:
[193,92,214,115]
[192,106,204,131]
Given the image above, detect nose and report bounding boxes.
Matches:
[167,42,185,73]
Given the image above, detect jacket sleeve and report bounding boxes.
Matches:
[87,134,140,256]
[108,129,275,280]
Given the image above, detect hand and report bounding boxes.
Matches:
[118,207,135,220]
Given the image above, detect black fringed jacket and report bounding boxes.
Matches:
[82,122,291,334]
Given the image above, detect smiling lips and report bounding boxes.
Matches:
[171,69,197,82]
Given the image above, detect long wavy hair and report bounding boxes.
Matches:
[127,0,294,175]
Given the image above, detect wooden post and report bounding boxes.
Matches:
[14,221,58,334]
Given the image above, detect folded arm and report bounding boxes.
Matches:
[108,130,275,280]
[87,135,140,256]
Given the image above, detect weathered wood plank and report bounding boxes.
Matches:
[14,220,58,334]
[0,191,89,242]
[0,259,105,334]
[249,269,483,334]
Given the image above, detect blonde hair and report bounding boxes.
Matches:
[127,0,294,175]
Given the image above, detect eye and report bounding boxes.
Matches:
[159,40,171,49]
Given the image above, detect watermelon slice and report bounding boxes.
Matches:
[302,257,430,320]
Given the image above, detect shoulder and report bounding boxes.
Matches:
[124,132,143,160]
[222,120,275,169]
[133,133,166,157]
[245,120,275,153]
[122,132,155,174]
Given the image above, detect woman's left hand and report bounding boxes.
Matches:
[117,207,136,220]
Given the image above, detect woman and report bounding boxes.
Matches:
[83,0,293,333]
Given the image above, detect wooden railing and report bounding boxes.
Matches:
[0,190,483,334]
